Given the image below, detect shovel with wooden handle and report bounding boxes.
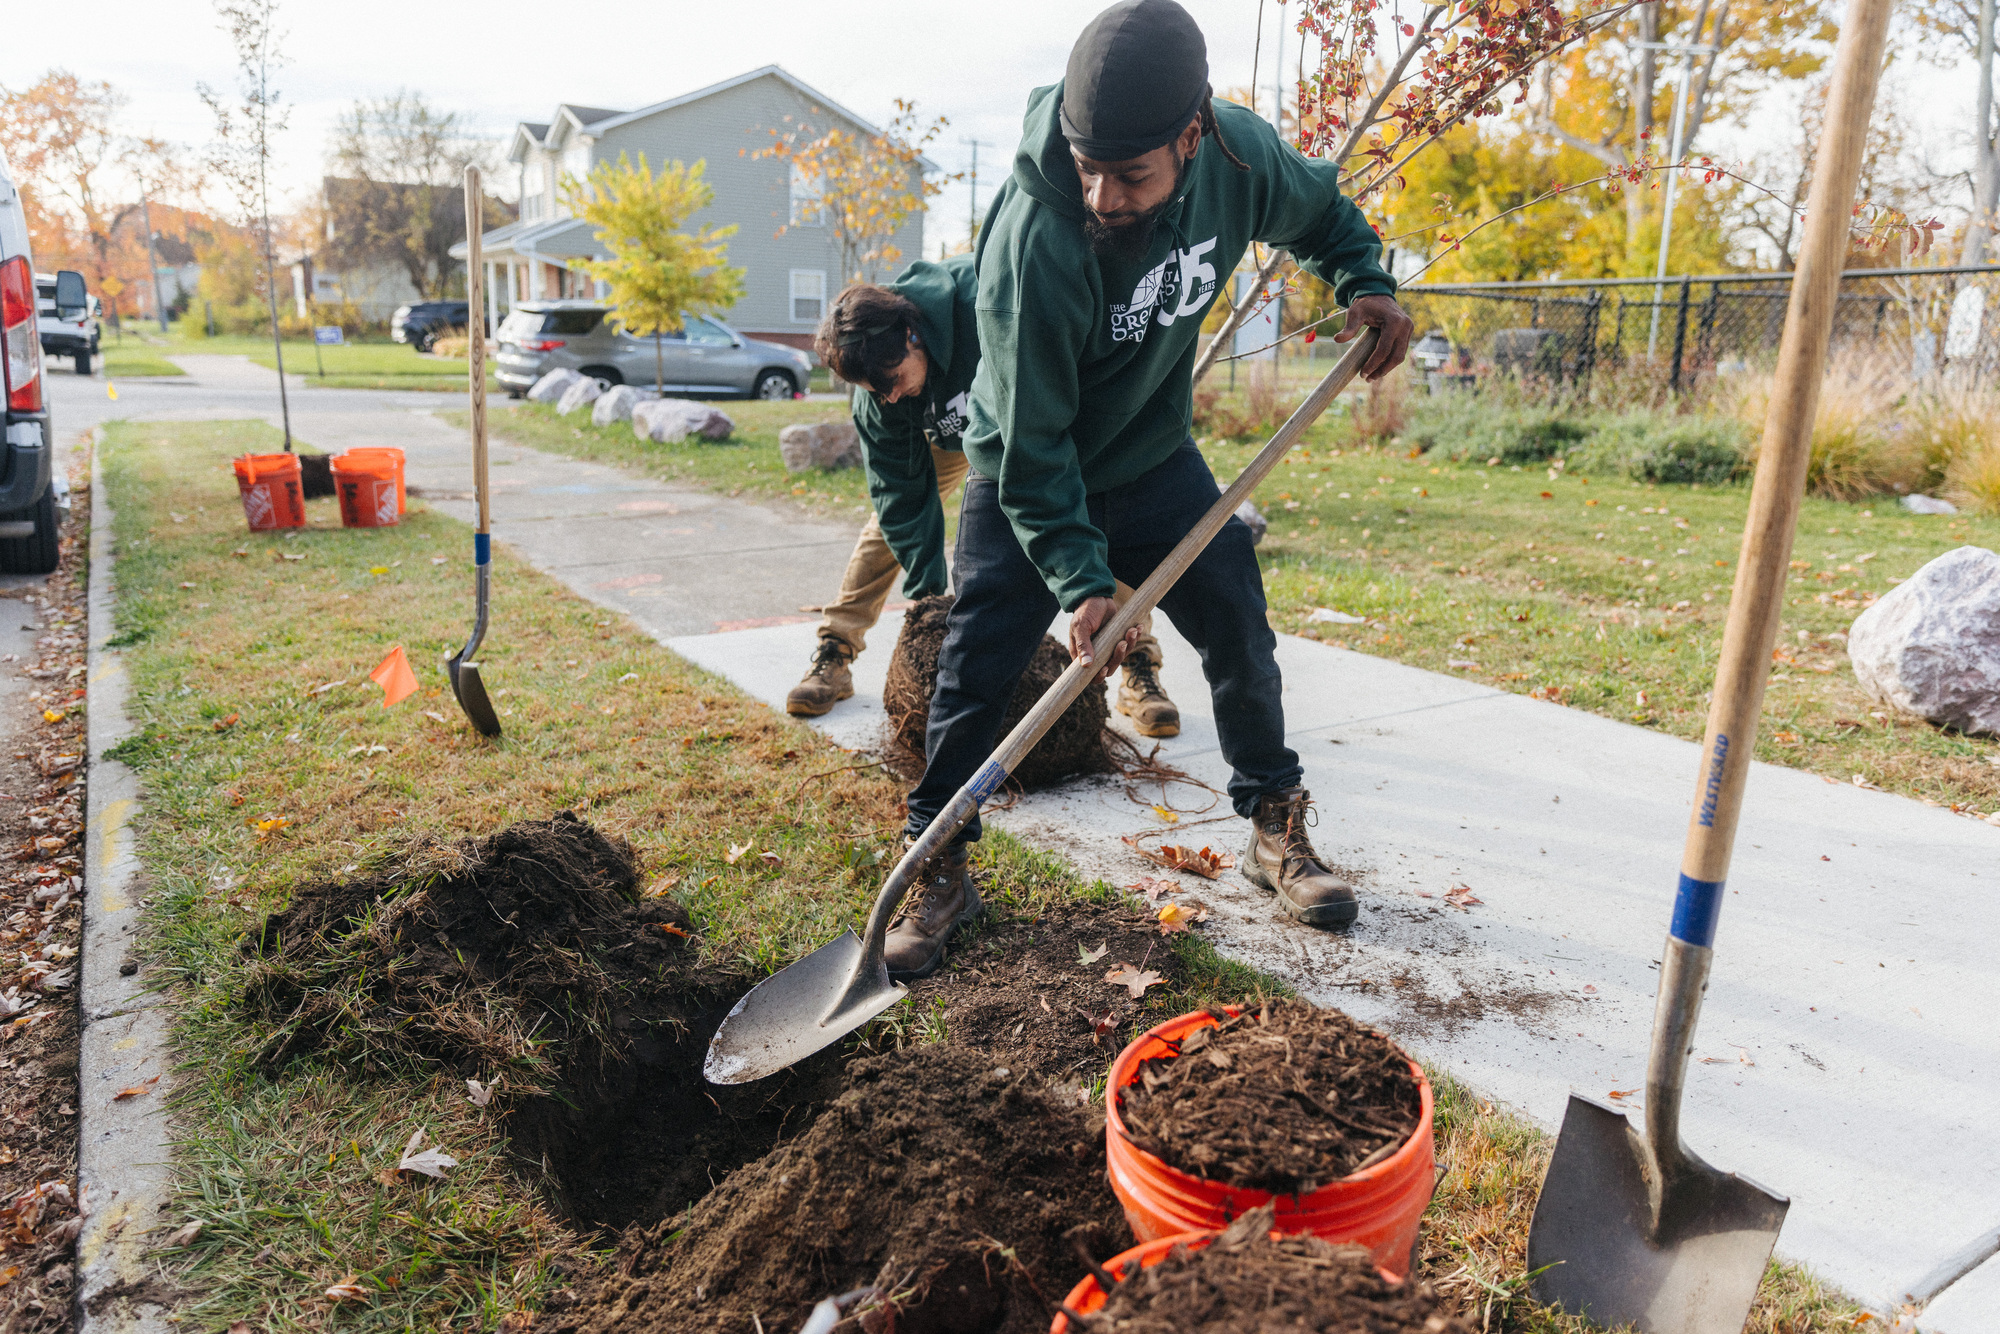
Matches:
[1525,0,1892,1326]
[446,164,502,739]
[704,327,1381,1085]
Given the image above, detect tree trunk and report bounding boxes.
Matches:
[1963,0,1999,264]
[1627,2,1660,268]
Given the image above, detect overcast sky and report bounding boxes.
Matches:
[1,0,1981,259]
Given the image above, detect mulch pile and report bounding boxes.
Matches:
[884,594,1116,790]
[1079,1204,1472,1333]
[1116,1001,1422,1195]
[539,1044,1127,1334]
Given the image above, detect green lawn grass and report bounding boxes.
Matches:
[97,339,184,377]
[167,331,485,391]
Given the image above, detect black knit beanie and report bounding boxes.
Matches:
[1059,0,1210,161]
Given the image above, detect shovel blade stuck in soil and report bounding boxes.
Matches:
[1527,1091,1786,1333]
[703,929,906,1084]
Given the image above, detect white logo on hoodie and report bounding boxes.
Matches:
[1109,236,1219,343]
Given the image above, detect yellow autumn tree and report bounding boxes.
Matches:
[563,153,746,393]
[754,100,950,282]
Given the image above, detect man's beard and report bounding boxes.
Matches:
[1085,152,1187,260]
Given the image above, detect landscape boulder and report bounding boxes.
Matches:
[556,376,607,416]
[1847,545,2000,735]
[778,420,863,472]
[592,385,659,427]
[527,368,580,404]
[1235,500,1268,544]
[632,398,733,444]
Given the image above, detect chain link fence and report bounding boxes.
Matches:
[1394,265,2000,393]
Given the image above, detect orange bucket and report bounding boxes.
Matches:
[232,453,306,532]
[1104,1007,1435,1279]
[339,447,405,515]
[330,453,400,528]
[1049,1230,1402,1332]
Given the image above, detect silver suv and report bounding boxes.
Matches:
[494,301,813,400]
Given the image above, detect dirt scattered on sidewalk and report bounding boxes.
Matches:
[1075,1203,1472,1333]
[884,595,1115,790]
[539,1045,1125,1334]
[1116,1001,1422,1195]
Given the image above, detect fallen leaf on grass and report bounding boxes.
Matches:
[657,922,691,939]
[368,566,390,576]
[1305,607,1367,625]
[1149,805,1179,824]
[113,1076,160,1101]
[1156,901,1209,935]
[1077,941,1109,966]
[1105,964,1166,998]
[1127,876,1177,905]
[231,549,249,558]
[465,1078,496,1108]
[164,1220,204,1247]
[281,552,306,562]
[213,713,239,732]
[724,841,753,866]
[757,851,784,870]
[644,872,682,898]
[396,1129,458,1180]
[325,1276,370,1303]
[307,679,346,696]
[252,816,290,838]
[423,710,446,723]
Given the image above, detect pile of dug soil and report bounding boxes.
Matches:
[541,1045,1127,1334]
[1116,1001,1422,1195]
[244,813,849,1230]
[1080,1204,1471,1333]
[884,594,1115,790]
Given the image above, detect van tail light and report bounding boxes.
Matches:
[0,257,42,414]
[518,337,567,352]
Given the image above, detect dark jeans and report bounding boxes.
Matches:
[905,441,1301,844]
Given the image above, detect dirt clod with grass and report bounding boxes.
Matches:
[885,595,1115,790]
[1080,1203,1472,1333]
[542,1044,1126,1334]
[1117,1001,1422,1195]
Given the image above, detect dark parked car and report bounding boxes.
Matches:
[391,301,486,352]
[493,301,812,400]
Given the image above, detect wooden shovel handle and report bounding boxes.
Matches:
[464,166,490,540]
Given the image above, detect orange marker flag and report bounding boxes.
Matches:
[368,645,419,708]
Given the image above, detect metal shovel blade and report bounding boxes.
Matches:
[1528,1093,1788,1334]
[446,652,502,738]
[703,930,906,1084]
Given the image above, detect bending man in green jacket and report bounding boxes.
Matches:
[882,0,1413,980]
[789,254,1180,741]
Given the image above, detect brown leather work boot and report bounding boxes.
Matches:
[1241,788,1359,928]
[884,840,981,981]
[1116,651,1181,738]
[785,638,855,717]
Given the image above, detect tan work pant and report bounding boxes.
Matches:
[817,445,1160,662]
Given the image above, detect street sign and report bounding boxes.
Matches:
[313,326,345,346]
[98,276,125,297]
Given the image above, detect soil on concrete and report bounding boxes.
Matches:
[1080,1204,1473,1333]
[244,812,848,1230]
[883,595,1115,791]
[539,1045,1127,1334]
[1115,1000,1422,1196]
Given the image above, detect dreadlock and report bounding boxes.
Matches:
[1199,96,1252,172]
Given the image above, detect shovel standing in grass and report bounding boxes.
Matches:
[703,329,1380,1086]
[446,164,502,739]
[1525,0,1893,1326]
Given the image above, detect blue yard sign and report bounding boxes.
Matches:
[313,326,345,346]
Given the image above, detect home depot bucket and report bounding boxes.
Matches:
[339,447,405,514]
[1104,1007,1436,1279]
[1048,1231,1404,1333]
[331,453,400,528]
[232,453,306,532]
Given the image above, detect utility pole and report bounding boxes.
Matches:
[139,191,169,333]
[962,138,990,248]
[1641,40,1714,361]
[1963,0,1998,264]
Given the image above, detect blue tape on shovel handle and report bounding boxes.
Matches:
[966,760,1011,804]
[474,534,491,566]
[1669,872,1725,947]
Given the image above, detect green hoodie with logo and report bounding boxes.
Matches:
[852,253,980,598]
[966,85,1395,610]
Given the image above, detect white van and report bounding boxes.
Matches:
[0,148,69,573]
[36,274,98,374]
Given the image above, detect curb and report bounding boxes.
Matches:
[75,429,175,1332]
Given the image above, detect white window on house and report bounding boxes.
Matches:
[790,270,827,323]
[789,162,824,227]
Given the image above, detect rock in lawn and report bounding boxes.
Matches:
[556,376,608,416]
[1901,494,1959,516]
[1848,545,2000,736]
[778,421,863,472]
[1235,499,1268,544]
[527,368,580,404]
[633,398,733,444]
[591,385,659,427]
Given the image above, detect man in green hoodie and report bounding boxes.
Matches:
[885,0,1413,979]
[788,256,1181,739]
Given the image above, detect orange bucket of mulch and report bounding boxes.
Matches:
[232,453,306,532]
[1104,1002,1436,1279]
[331,452,400,528]
[339,447,405,515]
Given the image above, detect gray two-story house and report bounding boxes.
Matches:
[460,65,933,352]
